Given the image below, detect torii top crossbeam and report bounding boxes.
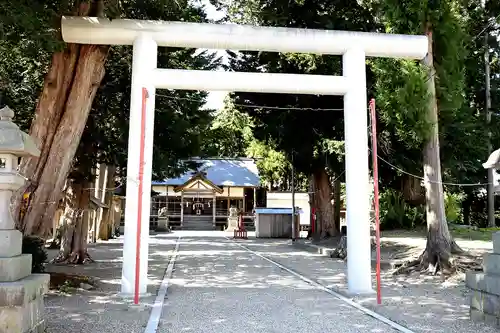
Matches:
[61,16,427,59]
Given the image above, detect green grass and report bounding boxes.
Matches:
[450,226,500,241]
[380,226,499,242]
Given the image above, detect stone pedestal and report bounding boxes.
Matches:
[156,217,170,232]
[226,216,239,232]
[0,106,49,333]
[466,232,500,327]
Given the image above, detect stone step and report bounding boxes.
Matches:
[0,230,22,258]
[0,274,49,333]
[470,289,500,321]
[494,232,500,254]
[182,217,214,230]
[0,274,49,307]
[0,296,46,333]
[0,254,32,282]
[466,271,500,296]
[470,307,500,328]
[484,253,500,275]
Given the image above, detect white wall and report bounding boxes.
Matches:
[266,192,311,225]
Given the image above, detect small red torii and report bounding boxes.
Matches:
[233,212,247,239]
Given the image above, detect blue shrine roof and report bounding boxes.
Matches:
[152,158,260,187]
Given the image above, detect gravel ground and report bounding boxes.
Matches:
[44,233,177,333]
[241,237,498,333]
[43,231,495,333]
[157,232,397,333]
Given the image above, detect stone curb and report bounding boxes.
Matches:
[291,240,399,270]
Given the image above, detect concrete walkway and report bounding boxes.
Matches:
[157,232,396,333]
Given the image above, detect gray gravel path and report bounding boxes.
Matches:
[158,233,397,333]
[44,234,178,333]
[241,237,498,333]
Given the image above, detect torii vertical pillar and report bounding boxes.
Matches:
[121,34,157,296]
[343,48,372,294]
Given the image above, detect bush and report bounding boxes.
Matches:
[444,192,463,223]
[379,189,425,230]
[22,236,48,273]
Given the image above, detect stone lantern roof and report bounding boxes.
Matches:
[0,105,40,157]
[483,148,500,169]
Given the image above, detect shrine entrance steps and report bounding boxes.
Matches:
[182,215,214,230]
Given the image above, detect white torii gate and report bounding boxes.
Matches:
[61,16,428,296]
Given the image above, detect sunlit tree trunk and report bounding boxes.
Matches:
[312,167,338,238]
[52,179,92,264]
[12,1,109,237]
[422,25,461,273]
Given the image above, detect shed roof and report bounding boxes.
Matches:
[152,158,260,187]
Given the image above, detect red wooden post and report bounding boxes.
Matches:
[369,98,382,305]
[134,87,148,305]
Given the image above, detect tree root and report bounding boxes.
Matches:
[48,272,99,291]
[330,236,347,260]
[392,247,482,277]
[50,251,95,265]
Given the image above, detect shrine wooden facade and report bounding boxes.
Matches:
[151,158,261,229]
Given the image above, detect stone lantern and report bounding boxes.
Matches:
[483,148,500,194]
[0,105,49,333]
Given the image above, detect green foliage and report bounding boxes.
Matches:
[379,189,425,230]
[378,190,462,229]
[203,98,255,157]
[372,59,430,148]
[444,192,463,223]
[370,0,499,207]
[22,236,47,273]
[220,0,379,177]
[203,98,306,190]
[70,2,219,182]
[246,140,291,187]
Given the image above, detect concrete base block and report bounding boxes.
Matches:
[465,271,500,296]
[0,296,45,333]
[0,254,32,282]
[117,291,153,299]
[470,307,500,328]
[493,232,500,254]
[26,319,45,333]
[0,274,50,307]
[0,230,22,257]
[483,253,500,275]
[345,288,376,297]
[470,288,500,316]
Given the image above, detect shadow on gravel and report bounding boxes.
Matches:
[236,236,497,333]
[44,233,178,333]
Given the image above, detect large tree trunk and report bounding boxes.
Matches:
[51,179,92,264]
[12,2,109,237]
[98,165,116,240]
[312,167,338,238]
[401,175,425,205]
[421,25,461,273]
[332,174,342,233]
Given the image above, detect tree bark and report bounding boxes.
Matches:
[312,167,338,238]
[98,165,116,240]
[51,179,92,264]
[12,1,109,237]
[332,174,341,232]
[401,175,425,205]
[421,25,461,273]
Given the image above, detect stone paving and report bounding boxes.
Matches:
[157,232,397,333]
